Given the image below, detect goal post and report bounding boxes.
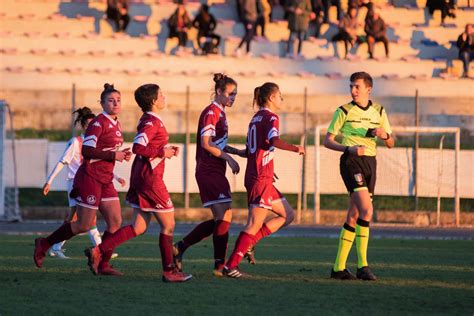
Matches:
[313,125,461,226]
[0,100,21,222]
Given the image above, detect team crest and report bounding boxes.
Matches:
[115,131,122,137]
[87,195,96,205]
[354,173,364,185]
[166,199,173,207]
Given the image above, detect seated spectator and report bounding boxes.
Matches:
[364,11,389,59]
[193,4,221,55]
[426,0,455,25]
[322,0,341,23]
[286,0,313,58]
[456,24,474,78]
[106,0,130,32]
[331,7,358,58]
[168,4,192,52]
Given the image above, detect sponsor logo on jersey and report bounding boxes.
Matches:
[87,195,96,205]
[109,124,114,128]
[270,116,277,121]
[145,121,153,126]
[206,110,214,116]
[354,173,364,185]
[116,131,122,137]
[92,121,101,127]
[237,251,244,257]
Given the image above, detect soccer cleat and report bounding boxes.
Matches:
[33,238,50,268]
[98,265,124,276]
[223,266,244,279]
[84,246,102,275]
[330,268,357,280]
[357,266,377,281]
[111,253,119,259]
[49,248,70,259]
[172,241,185,272]
[244,246,256,265]
[162,268,193,283]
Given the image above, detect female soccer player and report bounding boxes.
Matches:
[34,84,131,275]
[173,73,243,276]
[42,107,125,259]
[224,82,305,278]
[86,83,192,282]
[325,72,394,281]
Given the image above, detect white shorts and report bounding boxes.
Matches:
[66,180,77,208]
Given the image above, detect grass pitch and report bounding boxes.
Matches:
[0,235,473,315]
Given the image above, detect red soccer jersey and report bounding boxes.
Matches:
[81,112,123,184]
[195,101,228,174]
[130,112,169,180]
[244,108,279,187]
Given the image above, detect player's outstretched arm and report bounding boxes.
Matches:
[224,145,247,158]
[272,137,305,155]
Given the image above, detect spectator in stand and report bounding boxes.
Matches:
[457,24,474,78]
[286,0,313,58]
[322,0,341,23]
[106,0,130,32]
[168,4,192,52]
[256,0,271,38]
[193,4,221,55]
[311,0,324,38]
[364,10,389,59]
[235,0,260,56]
[332,7,358,58]
[426,0,455,25]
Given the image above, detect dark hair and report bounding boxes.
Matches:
[213,73,237,95]
[134,84,160,113]
[253,82,280,108]
[100,83,120,104]
[73,107,95,129]
[350,72,373,88]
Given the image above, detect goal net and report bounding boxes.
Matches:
[0,100,21,222]
[310,125,461,226]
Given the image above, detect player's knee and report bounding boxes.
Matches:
[284,208,295,225]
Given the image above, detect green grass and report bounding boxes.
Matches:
[0,235,473,315]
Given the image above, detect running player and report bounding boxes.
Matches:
[42,107,125,259]
[85,83,192,282]
[173,73,243,276]
[325,72,394,281]
[223,82,305,278]
[34,84,132,275]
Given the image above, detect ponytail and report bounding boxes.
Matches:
[73,107,95,129]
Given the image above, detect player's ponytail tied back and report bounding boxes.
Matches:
[100,83,120,104]
[73,106,95,129]
[213,73,237,95]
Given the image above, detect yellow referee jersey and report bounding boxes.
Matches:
[327,101,392,156]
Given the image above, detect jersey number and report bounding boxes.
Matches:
[248,124,257,154]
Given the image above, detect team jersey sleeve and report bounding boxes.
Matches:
[380,108,392,135]
[266,114,280,142]
[200,108,219,137]
[132,120,165,158]
[59,138,76,164]
[327,108,346,135]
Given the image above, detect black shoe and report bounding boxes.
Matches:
[357,266,377,281]
[244,246,256,265]
[330,268,357,280]
[223,266,244,278]
[172,241,185,272]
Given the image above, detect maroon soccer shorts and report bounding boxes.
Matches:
[126,184,174,213]
[246,180,284,210]
[195,171,232,207]
[70,171,118,210]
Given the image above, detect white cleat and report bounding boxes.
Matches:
[111,253,119,259]
[49,249,70,259]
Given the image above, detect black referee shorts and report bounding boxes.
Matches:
[339,152,377,196]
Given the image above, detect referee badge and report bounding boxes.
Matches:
[354,173,364,185]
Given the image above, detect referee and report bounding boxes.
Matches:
[324,72,395,281]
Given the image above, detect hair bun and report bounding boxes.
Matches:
[213,73,225,83]
[103,83,114,90]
